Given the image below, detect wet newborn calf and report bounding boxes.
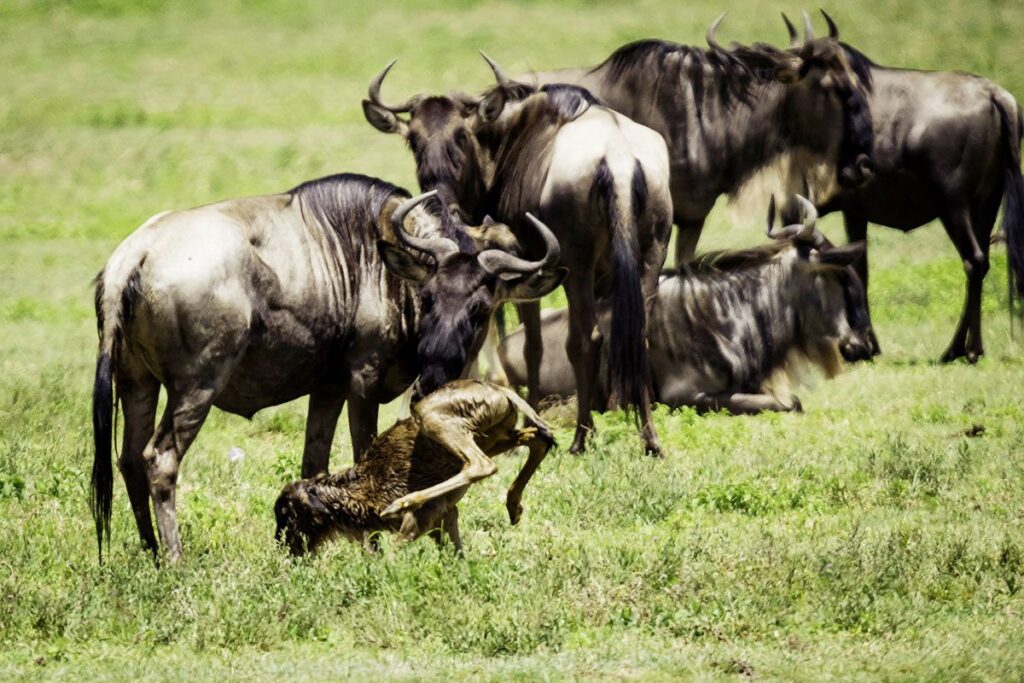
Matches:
[274,380,555,555]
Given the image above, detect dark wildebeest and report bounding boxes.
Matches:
[363,57,672,455]
[91,174,565,561]
[522,13,875,271]
[274,379,554,556]
[500,195,873,413]
[772,13,1024,362]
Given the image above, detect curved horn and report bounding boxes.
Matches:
[802,10,816,43]
[480,51,510,86]
[390,190,460,262]
[368,59,416,113]
[821,9,839,39]
[767,194,824,243]
[794,194,818,234]
[478,212,561,275]
[781,13,800,48]
[706,12,728,52]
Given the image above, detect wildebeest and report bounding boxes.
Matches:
[522,13,875,269]
[500,195,873,413]
[363,56,672,455]
[91,174,564,561]
[274,379,554,556]
[778,14,1024,363]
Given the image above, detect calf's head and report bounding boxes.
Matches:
[378,192,566,400]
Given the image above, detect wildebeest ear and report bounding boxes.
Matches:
[813,241,866,268]
[362,100,408,135]
[479,88,507,123]
[501,266,568,302]
[378,241,435,282]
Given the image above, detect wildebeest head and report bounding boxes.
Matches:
[767,194,874,362]
[363,62,492,228]
[377,191,567,400]
[729,11,875,189]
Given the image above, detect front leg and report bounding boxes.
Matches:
[347,394,379,464]
[302,390,347,477]
[516,301,543,408]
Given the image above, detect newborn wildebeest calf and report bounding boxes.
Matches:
[274,380,554,555]
[500,195,873,414]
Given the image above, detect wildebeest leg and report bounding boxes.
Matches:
[302,390,347,477]
[505,434,551,525]
[966,198,1000,358]
[347,394,378,464]
[564,266,599,454]
[638,225,669,457]
[664,389,799,414]
[516,301,543,407]
[844,210,881,355]
[429,507,463,555]
[144,385,217,563]
[940,208,988,363]
[674,218,705,267]
[380,411,498,519]
[116,366,160,554]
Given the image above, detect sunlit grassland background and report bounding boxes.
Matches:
[1,0,1023,679]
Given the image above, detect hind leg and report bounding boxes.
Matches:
[116,362,160,553]
[505,434,552,525]
[516,302,543,408]
[637,219,670,457]
[940,208,989,363]
[143,384,219,563]
[348,394,379,464]
[564,266,599,454]
[303,389,347,476]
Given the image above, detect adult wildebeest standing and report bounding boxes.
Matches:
[274,379,554,556]
[776,14,1024,362]
[521,13,875,270]
[91,173,564,561]
[500,195,873,412]
[363,58,672,455]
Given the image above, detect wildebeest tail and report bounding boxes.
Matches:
[596,158,649,418]
[91,276,116,563]
[90,262,142,562]
[997,95,1024,316]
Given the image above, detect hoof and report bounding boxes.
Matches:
[506,500,523,525]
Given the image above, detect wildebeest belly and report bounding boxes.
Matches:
[830,172,941,230]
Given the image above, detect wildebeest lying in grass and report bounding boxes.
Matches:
[499,196,872,414]
[274,380,555,556]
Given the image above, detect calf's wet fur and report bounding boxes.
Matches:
[274,380,554,556]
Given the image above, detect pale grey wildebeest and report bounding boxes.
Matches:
[521,13,875,270]
[500,195,873,413]
[91,173,565,561]
[363,56,672,455]
[769,14,1024,363]
[274,380,554,556]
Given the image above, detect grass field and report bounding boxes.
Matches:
[2,0,1024,679]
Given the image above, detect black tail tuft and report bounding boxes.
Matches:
[609,234,649,419]
[91,351,114,562]
[594,158,650,420]
[998,100,1024,320]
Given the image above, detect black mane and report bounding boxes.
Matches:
[840,43,876,90]
[288,172,409,236]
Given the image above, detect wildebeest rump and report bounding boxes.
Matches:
[500,196,873,413]
[797,23,1024,363]
[363,57,672,455]
[274,379,554,556]
[91,174,564,562]
[522,13,875,269]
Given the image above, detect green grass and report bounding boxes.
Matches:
[2,0,1024,679]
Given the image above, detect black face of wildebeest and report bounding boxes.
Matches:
[378,196,567,400]
[755,10,875,189]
